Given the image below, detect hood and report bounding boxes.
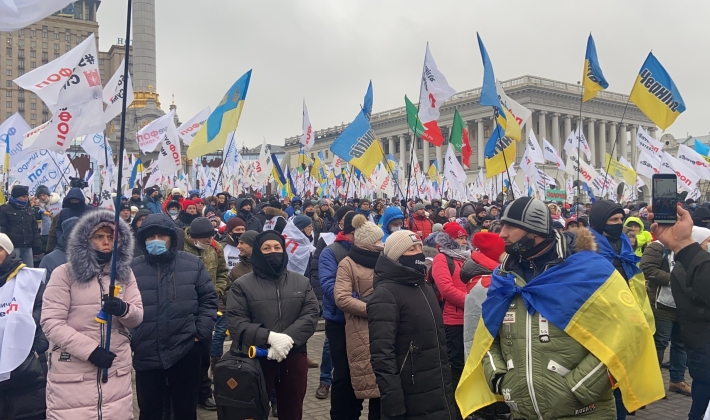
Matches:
[423,231,441,248]
[136,213,179,255]
[131,209,152,231]
[380,206,404,234]
[48,192,62,205]
[264,206,287,219]
[317,206,334,219]
[235,197,252,213]
[623,216,646,233]
[467,214,477,226]
[460,202,476,218]
[62,187,87,208]
[56,216,79,251]
[501,227,596,272]
[460,251,499,282]
[374,254,426,287]
[422,245,439,259]
[433,229,471,255]
[66,210,134,284]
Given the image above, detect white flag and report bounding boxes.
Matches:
[444,145,467,198]
[137,109,176,154]
[221,133,240,173]
[565,152,599,184]
[23,100,105,153]
[102,61,134,123]
[156,118,182,176]
[0,0,74,31]
[144,161,162,189]
[496,80,532,127]
[300,100,314,151]
[99,170,115,211]
[660,152,700,192]
[418,44,456,123]
[563,127,592,162]
[636,126,664,158]
[637,150,661,180]
[81,132,113,166]
[253,140,273,184]
[542,138,566,171]
[177,107,211,146]
[677,144,710,181]
[0,113,30,169]
[520,129,544,176]
[566,178,575,204]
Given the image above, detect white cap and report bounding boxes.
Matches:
[171,188,182,195]
[0,233,14,255]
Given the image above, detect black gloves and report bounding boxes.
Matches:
[88,347,116,369]
[102,295,129,317]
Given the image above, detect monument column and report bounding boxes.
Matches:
[422,136,430,172]
[630,126,638,166]
[388,137,395,160]
[133,0,158,92]
[586,119,596,167]
[551,113,560,152]
[597,120,607,167]
[618,123,628,163]
[608,122,618,160]
[398,135,406,169]
[538,111,547,141]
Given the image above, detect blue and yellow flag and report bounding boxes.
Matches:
[363,81,373,119]
[694,139,710,164]
[187,70,252,159]
[582,34,609,102]
[476,33,521,142]
[129,157,142,188]
[483,126,516,178]
[285,165,297,198]
[629,53,685,131]
[427,160,440,184]
[456,250,664,417]
[330,111,383,177]
[271,153,287,188]
[384,153,398,179]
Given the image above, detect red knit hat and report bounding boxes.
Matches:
[181,199,197,211]
[443,222,467,240]
[473,232,505,262]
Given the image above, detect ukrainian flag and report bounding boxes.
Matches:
[271,153,287,188]
[427,160,440,184]
[582,34,609,102]
[477,33,521,142]
[694,139,710,164]
[330,111,383,177]
[483,127,516,178]
[455,251,664,417]
[629,53,685,131]
[187,70,252,159]
[129,158,143,189]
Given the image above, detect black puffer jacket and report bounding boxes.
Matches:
[226,231,319,354]
[235,198,263,233]
[46,187,94,252]
[130,213,218,370]
[0,199,41,251]
[367,254,456,420]
[307,222,340,299]
[671,242,710,350]
[0,255,48,420]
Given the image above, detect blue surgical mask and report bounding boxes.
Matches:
[295,210,301,215]
[168,209,178,216]
[146,239,168,255]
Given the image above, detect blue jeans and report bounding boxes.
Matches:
[614,388,627,420]
[319,336,332,385]
[654,316,687,383]
[14,247,33,268]
[211,316,228,357]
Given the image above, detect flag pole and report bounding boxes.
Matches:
[576,81,583,213]
[405,43,430,210]
[600,97,631,198]
[102,0,133,384]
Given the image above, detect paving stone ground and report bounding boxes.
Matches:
[133,331,692,419]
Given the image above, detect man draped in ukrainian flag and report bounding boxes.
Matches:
[456,197,664,419]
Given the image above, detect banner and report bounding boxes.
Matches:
[81,132,113,166]
[676,144,710,181]
[282,220,316,275]
[563,127,592,162]
[102,61,134,123]
[0,113,31,170]
[566,178,575,204]
[137,109,176,154]
[565,152,599,184]
[604,153,637,185]
[253,140,273,184]
[545,189,566,201]
[629,52,685,131]
[636,126,664,158]
[330,110,383,176]
[637,150,661,180]
[300,100,314,151]
[660,152,699,192]
[418,44,456,130]
[582,34,609,102]
[177,107,211,146]
[542,138,566,171]
[156,118,182,176]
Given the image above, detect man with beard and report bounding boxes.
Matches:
[129,188,143,207]
[142,187,163,214]
[162,187,185,213]
[46,187,94,253]
[236,197,263,233]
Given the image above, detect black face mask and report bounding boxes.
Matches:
[398,252,427,274]
[263,253,284,273]
[230,233,241,243]
[603,223,624,239]
[306,211,315,218]
[506,235,554,260]
[68,201,83,210]
[95,249,112,265]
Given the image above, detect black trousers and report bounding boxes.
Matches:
[687,342,710,420]
[198,336,213,402]
[136,342,202,420]
[445,324,464,420]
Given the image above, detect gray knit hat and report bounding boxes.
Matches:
[413,203,425,212]
[500,197,553,237]
[384,230,423,261]
[190,217,215,239]
[352,214,383,245]
[239,230,258,247]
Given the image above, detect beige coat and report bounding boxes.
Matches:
[334,243,382,399]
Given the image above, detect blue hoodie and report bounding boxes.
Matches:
[381,206,404,242]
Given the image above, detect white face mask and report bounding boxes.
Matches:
[195,240,210,250]
[390,227,401,232]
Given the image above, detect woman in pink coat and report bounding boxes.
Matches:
[41,210,143,420]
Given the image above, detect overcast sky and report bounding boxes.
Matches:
[96,1,710,150]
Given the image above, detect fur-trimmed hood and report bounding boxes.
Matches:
[500,226,596,272]
[316,206,334,219]
[433,229,471,260]
[263,206,287,219]
[66,210,135,284]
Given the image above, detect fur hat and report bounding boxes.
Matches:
[384,230,422,261]
[352,214,383,245]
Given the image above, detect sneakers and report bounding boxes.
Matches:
[669,381,692,396]
[198,397,217,411]
[315,383,330,399]
[307,357,320,368]
[271,400,278,417]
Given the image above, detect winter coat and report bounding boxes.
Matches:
[226,266,319,355]
[35,192,61,235]
[141,196,163,214]
[317,206,336,233]
[460,251,498,358]
[463,214,480,237]
[367,254,456,420]
[432,233,469,326]
[319,232,353,323]
[262,206,288,233]
[41,210,144,420]
[623,216,653,256]
[0,256,48,420]
[130,213,218,371]
[235,198,263,232]
[308,222,340,299]
[334,243,382,399]
[226,255,253,285]
[0,199,42,251]
[38,217,77,283]
[409,214,434,241]
[175,211,198,229]
[309,211,325,242]
[482,228,615,419]
[640,241,676,321]
[183,228,229,302]
[670,242,710,350]
[47,188,94,252]
[381,206,404,242]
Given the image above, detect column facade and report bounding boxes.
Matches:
[388,137,395,160]
[422,136,430,172]
[630,126,638,166]
[398,135,406,169]
[586,119,596,167]
[608,122,618,160]
[436,144,443,172]
[477,120,485,170]
[551,113,560,153]
[649,127,657,139]
[597,120,607,167]
[618,124,628,163]
[538,111,547,141]
[563,115,572,158]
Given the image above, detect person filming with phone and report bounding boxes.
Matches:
[648,202,710,420]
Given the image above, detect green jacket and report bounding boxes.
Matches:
[184,228,229,304]
[482,228,615,419]
[623,216,652,257]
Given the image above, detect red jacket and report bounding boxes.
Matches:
[432,252,466,326]
[410,214,433,241]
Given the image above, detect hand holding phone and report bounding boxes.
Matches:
[651,174,678,225]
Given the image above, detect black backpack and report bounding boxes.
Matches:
[214,325,270,420]
[425,254,455,308]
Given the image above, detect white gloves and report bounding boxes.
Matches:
[267,332,294,361]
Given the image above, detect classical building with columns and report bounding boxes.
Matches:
[283,75,655,193]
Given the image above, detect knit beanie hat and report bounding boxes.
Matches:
[432,223,443,232]
[171,188,182,196]
[384,230,423,261]
[335,205,355,222]
[588,200,625,234]
[35,185,50,197]
[239,230,258,247]
[226,216,246,233]
[11,185,29,198]
[443,222,467,240]
[0,233,14,255]
[302,199,314,209]
[473,232,505,262]
[182,200,197,211]
[413,203,425,212]
[293,215,313,231]
[190,217,215,239]
[132,188,141,195]
[342,211,357,234]
[352,214,384,244]
[500,197,553,237]
[166,200,181,212]
[145,187,156,196]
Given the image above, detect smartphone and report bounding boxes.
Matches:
[652,174,678,224]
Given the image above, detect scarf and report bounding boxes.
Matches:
[9,197,27,208]
[348,245,381,269]
[589,228,641,280]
